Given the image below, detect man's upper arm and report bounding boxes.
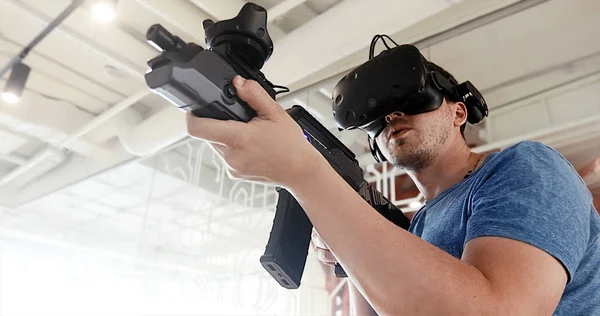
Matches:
[464,141,592,313]
[462,236,567,315]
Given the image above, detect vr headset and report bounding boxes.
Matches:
[332,35,488,162]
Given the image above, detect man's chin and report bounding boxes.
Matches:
[388,147,434,171]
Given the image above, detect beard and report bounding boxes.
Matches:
[384,120,451,171]
[388,141,437,171]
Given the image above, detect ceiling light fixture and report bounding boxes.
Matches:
[92,0,118,22]
[0,0,83,104]
[1,62,31,104]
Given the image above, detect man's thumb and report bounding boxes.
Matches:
[233,75,282,117]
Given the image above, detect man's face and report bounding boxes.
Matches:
[375,100,456,171]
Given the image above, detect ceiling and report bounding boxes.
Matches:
[0,0,599,313]
[0,0,597,208]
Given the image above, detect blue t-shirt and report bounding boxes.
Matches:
[409,141,600,315]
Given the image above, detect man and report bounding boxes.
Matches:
[186,63,600,314]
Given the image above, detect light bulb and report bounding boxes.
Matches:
[1,92,19,104]
[2,62,30,104]
[92,1,116,22]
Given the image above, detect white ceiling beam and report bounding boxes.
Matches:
[0,82,114,158]
[545,126,600,153]
[188,0,237,20]
[116,106,187,156]
[261,0,456,88]
[0,153,28,166]
[0,89,148,187]
[0,144,133,208]
[57,90,150,149]
[338,128,369,152]
[283,0,530,93]
[475,115,600,154]
[266,0,308,23]
[484,51,600,110]
[288,90,338,129]
[357,150,377,167]
[0,145,67,187]
[318,87,332,100]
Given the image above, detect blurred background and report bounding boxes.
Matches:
[0,0,599,315]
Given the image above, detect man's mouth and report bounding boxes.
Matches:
[389,128,410,140]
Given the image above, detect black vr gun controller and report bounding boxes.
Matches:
[144,3,282,122]
[143,3,410,289]
[269,106,411,288]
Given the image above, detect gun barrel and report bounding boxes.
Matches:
[146,24,184,52]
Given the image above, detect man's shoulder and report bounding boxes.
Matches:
[488,140,572,171]
[478,140,588,194]
[498,140,563,160]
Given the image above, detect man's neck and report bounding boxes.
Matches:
[407,140,478,201]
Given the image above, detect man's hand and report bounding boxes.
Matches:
[311,228,338,266]
[186,75,324,188]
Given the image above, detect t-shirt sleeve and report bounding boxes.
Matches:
[467,141,592,283]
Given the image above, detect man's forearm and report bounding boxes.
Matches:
[287,158,497,315]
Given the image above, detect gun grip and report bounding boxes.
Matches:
[260,188,313,289]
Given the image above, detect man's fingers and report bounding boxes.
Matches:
[315,247,337,265]
[186,112,243,145]
[311,228,329,250]
[233,76,282,117]
[310,237,337,265]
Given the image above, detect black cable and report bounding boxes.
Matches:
[369,35,382,59]
[369,34,399,60]
[273,84,290,96]
[381,34,399,47]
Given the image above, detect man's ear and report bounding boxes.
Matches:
[454,101,468,128]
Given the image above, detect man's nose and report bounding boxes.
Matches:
[385,111,405,123]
